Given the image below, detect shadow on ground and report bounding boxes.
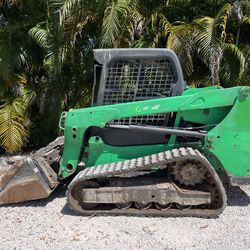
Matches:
[226,186,250,206]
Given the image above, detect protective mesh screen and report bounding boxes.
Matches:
[100,58,177,125]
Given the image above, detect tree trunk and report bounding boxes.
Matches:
[236,26,241,46]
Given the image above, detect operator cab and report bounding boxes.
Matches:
[89,49,186,146]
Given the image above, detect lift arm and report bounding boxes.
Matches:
[58,86,244,179]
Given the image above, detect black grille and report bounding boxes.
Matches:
[101,58,177,125]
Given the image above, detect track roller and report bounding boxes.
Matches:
[116,202,132,209]
[155,202,172,210]
[135,202,152,210]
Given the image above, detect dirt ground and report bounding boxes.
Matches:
[0,185,249,250]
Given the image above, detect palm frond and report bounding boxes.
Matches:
[0,45,27,87]
[193,4,231,84]
[167,23,194,76]
[194,3,232,64]
[100,0,134,47]
[159,14,171,37]
[239,46,250,85]
[0,94,29,152]
[61,0,79,18]
[29,23,49,50]
[219,44,245,86]
[243,16,250,24]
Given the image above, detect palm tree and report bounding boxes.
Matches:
[194,3,232,85]
[1,0,250,152]
[0,0,45,152]
[28,0,95,146]
[165,3,250,86]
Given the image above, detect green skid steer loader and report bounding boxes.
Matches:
[0,48,250,217]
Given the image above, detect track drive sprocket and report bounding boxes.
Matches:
[171,161,207,186]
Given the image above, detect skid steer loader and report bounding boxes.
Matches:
[0,48,250,217]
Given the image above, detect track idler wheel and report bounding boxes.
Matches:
[75,180,99,209]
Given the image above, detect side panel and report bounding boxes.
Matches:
[205,88,250,177]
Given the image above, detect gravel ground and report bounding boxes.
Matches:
[0,185,249,250]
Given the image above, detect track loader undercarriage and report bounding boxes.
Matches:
[67,148,226,217]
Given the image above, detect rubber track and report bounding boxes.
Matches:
[67,147,227,218]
